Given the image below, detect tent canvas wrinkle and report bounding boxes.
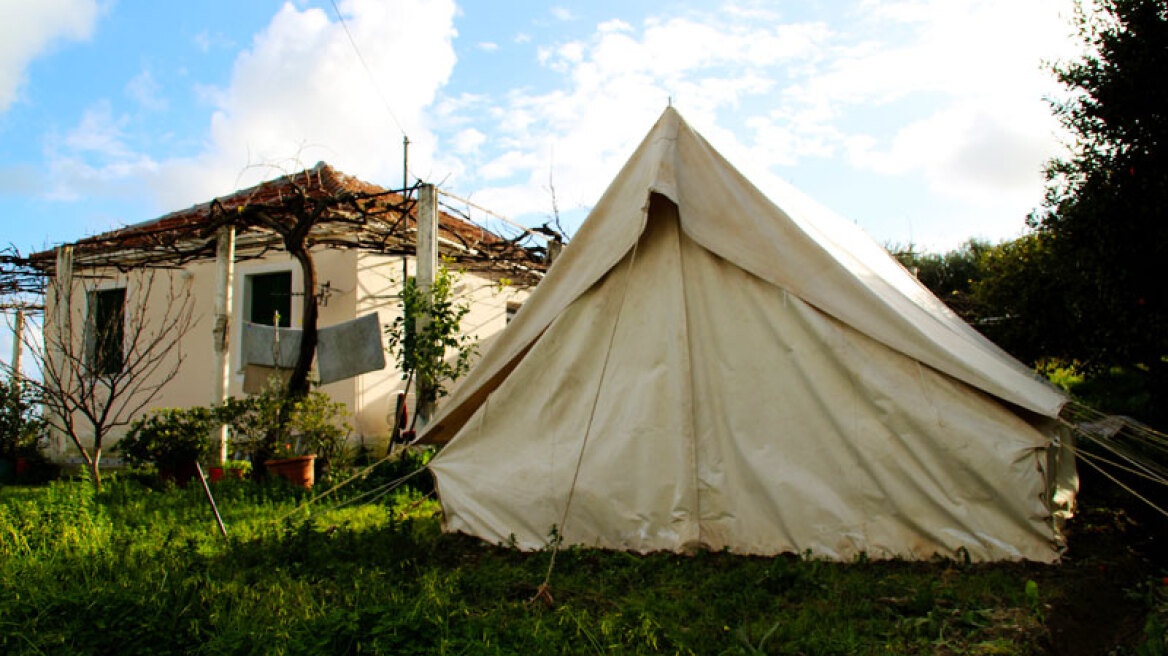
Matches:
[422,107,1076,562]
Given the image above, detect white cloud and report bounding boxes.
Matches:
[148,0,458,207]
[451,127,485,154]
[427,0,1080,251]
[46,153,160,202]
[46,100,159,201]
[550,7,576,22]
[125,69,168,111]
[476,41,499,52]
[192,30,234,53]
[785,0,1078,205]
[479,149,540,181]
[38,0,459,216]
[62,100,130,156]
[597,19,633,34]
[444,13,831,220]
[0,0,99,113]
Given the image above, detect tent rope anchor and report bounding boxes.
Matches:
[530,236,642,605]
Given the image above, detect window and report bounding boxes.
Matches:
[86,287,125,375]
[247,271,292,327]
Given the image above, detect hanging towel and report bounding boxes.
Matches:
[241,321,302,368]
[316,313,387,384]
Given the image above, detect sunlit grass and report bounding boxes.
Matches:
[1,472,1161,655]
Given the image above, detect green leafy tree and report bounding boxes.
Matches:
[891,239,992,323]
[0,376,44,460]
[970,234,1070,364]
[1029,0,1168,382]
[386,263,477,422]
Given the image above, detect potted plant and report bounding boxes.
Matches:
[221,381,293,482]
[118,407,217,486]
[263,442,318,488]
[221,380,352,488]
[289,391,352,484]
[208,458,252,482]
[0,376,45,483]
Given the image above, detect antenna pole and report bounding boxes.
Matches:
[402,135,410,191]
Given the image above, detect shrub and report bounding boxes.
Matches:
[385,262,477,406]
[289,391,352,474]
[221,382,353,474]
[117,407,218,471]
[0,376,46,460]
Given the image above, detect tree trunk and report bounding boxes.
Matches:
[89,448,102,493]
[288,246,317,399]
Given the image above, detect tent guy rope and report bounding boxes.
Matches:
[531,236,642,606]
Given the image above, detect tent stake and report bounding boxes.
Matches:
[195,462,229,541]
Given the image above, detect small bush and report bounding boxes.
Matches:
[289,391,352,475]
[117,407,218,471]
[0,376,46,460]
[221,383,354,476]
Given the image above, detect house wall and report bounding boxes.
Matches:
[43,246,529,460]
[41,263,213,459]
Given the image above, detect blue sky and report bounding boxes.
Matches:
[1,0,1081,261]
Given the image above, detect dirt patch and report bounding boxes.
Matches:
[1041,469,1168,656]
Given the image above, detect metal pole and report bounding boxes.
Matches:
[415,183,438,426]
[402,135,409,192]
[212,226,235,464]
[402,135,410,305]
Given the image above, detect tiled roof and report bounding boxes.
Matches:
[56,162,507,257]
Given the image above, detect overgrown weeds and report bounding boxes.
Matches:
[0,474,1163,655]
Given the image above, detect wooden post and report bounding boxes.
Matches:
[212,226,235,464]
[10,307,23,378]
[55,246,73,344]
[547,238,563,265]
[415,183,438,426]
[51,246,73,456]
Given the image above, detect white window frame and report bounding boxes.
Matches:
[83,278,130,377]
[232,258,302,376]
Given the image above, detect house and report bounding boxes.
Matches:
[33,163,545,460]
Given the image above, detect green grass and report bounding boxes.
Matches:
[0,471,1163,655]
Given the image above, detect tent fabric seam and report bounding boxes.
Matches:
[674,206,704,548]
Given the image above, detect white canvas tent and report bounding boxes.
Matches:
[419,107,1077,562]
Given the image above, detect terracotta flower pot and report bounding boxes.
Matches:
[265,455,316,488]
[208,467,248,483]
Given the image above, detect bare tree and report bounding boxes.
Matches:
[8,268,195,491]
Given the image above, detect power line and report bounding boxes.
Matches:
[328,0,407,140]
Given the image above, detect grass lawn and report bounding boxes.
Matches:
[1,463,1165,655]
